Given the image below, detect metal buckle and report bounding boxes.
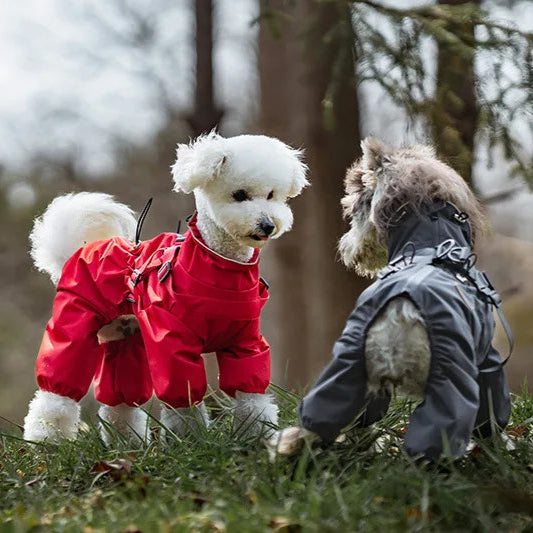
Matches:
[434,239,456,261]
[447,246,470,264]
[453,212,469,224]
[434,239,471,267]
[130,269,142,287]
[158,262,172,283]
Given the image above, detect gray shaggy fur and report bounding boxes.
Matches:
[339,137,486,277]
[365,297,430,399]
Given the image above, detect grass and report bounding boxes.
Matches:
[1,386,533,533]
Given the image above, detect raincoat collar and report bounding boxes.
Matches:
[387,201,472,261]
[186,213,260,267]
[175,214,263,293]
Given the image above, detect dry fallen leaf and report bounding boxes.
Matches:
[269,516,302,532]
[122,527,142,533]
[91,459,133,483]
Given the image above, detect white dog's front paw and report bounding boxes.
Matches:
[23,390,80,443]
[233,391,279,438]
[160,401,210,441]
[265,426,316,461]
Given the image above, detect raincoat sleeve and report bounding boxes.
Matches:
[216,319,271,397]
[474,344,511,438]
[403,300,480,461]
[298,306,390,444]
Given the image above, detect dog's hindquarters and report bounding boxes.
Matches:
[365,296,430,399]
[30,192,136,284]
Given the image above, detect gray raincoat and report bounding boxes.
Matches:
[299,201,511,460]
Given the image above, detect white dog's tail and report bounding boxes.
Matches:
[30,192,137,284]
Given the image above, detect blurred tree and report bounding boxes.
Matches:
[353,0,533,187]
[259,0,366,387]
[258,0,533,387]
[433,0,480,185]
[186,0,224,135]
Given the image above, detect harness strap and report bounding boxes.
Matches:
[135,198,153,245]
[476,272,514,365]
[128,244,181,290]
[378,240,514,364]
[495,306,514,365]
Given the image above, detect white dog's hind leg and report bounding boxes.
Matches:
[159,401,210,441]
[233,392,279,438]
[98,404,149,445]
[23,390,80,442]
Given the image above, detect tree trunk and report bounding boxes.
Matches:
[433,0,480,186]
[258,0,367,389]
[186,0,223,135]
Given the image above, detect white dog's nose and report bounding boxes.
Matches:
[259,219,275,236]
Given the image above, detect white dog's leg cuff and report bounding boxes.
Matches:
[160,401,210,441]
[23,390,80,442]
[98,404,150,445]
[233,391,279,438]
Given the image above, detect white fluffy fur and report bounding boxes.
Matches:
[172,132,308,262]
[23,390,80,442]
[160,401,210,440]
[365,297,430,398]
[30,192,137,284]
[98,404,149,445]
[233,392,279,438]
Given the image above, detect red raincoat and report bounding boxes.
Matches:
[35,215,271,408]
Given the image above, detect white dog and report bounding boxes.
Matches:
[23,132,308,444]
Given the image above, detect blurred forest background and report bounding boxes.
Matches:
[0,0,532,425]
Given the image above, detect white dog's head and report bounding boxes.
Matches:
[339,137,486,277]
[171,132,308,249]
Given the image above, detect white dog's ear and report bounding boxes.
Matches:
[287,149,309,198]
[361,137,392,172]
[171,132,227,193]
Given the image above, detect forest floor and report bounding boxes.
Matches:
[1,386,533,533]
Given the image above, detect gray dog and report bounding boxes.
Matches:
[268,138,511,462]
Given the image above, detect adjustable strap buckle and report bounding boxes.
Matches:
[378,261,402,280]
[377,255,409,279]
[433,239,476,271]
[453,211,469,224]
[130,269,143,287]
[378,242,417,280]
[475,271,502,308]
[434,239,468,263]
[157,261,172,283]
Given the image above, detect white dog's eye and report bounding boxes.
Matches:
[267,190,274,200]
[232,189,250,202]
